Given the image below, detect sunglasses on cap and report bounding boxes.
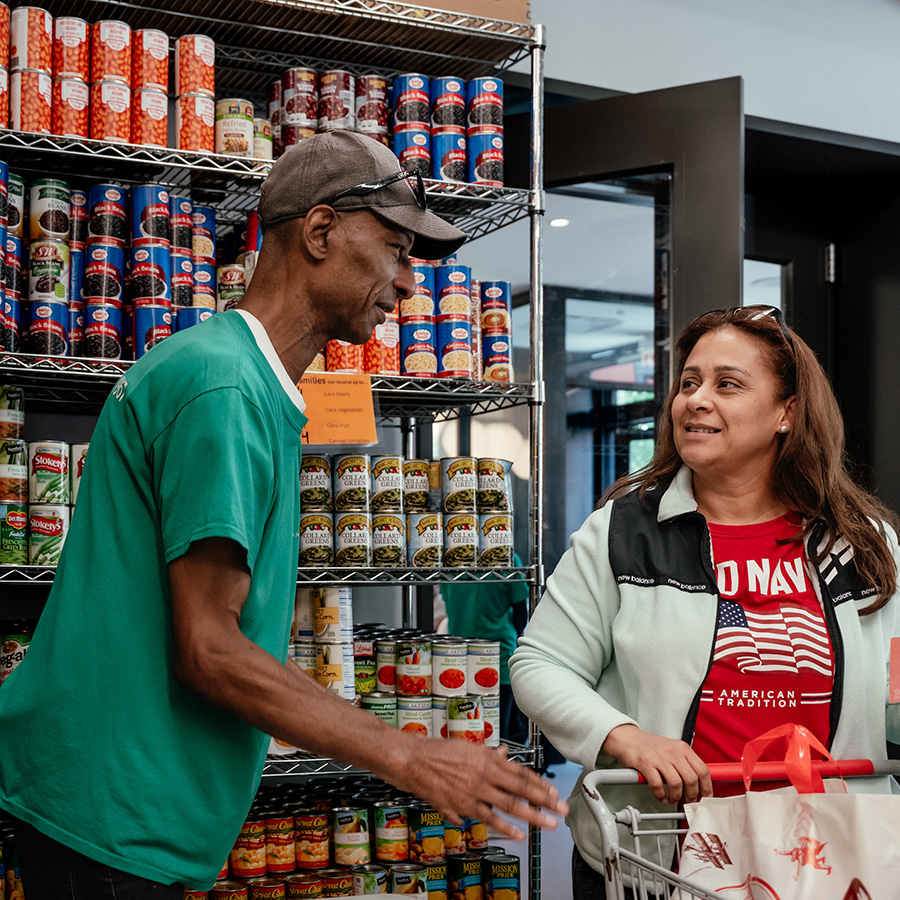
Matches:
[322,168,428,211]
[700,304,794,351]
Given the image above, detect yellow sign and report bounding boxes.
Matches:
[296,373,377,445]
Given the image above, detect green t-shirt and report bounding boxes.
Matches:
[0,310,308,889]
[441,553,529,685]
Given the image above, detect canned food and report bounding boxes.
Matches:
[70,442,88,504]
[10,6,52,73]
[375,638,397,693]
[448,697,484,743]
[428,461,442,512]
[51,77,89,137]
[391,863,427,895]
[26,299,68,355]
[396,639,431,695]
[131,87,168,147]
[242,211,261,254]
[448,851,483,896]
[29,240,70,303]
[246,878,286,899]
[91,20,131,84]
[318,867,353,897]
[409,804,445,863]
[0,621,33,684]
[318,70,355,132]
[476,458,513,513]
[374,801,408,862]
[306,351,326,372]
[443,514,478,567]
[407,512,442,567]
[230,817,267,879]
[432,640,467,697]
[290,641,317,677]
[52,16,88,80]
[334,511,372,567]
[132,29,168,92]
[441,457,476,513]
[431,127,466,183]
[282,67,317,129]
[1,297,21,352]
[69,188,87,249]
[332,807,370,867]
[371,513,406,567]
[8,174,24,238]
[360,691,396,725]
[0,482,26,544]
[432,694,448,739]
[482,693,500,748]
[482,333,512,382]
[11,68,51,133]
[353,636,376,694]
[355,75,389,136]
[403,460,430,512]
[68,299,83,356]
[486,853,520,899]
[216,97,254,156]
[312,586,353,642]
[468,131,504,186]
[467,639,500,695]
[333,455,371,511]
[443,819,466,857]
[210,882,249,900]
[87,183,128,247]
[350,863,388,896]
[400,318,437,377]
[264,811,295,875]
[426,860,449,900]
[479,280,512,332]
[294,809,330,869]
[392,127,430,178]
[282,125,316,151]
[0,437,26,500]
[371,456,403,511]
[28,440,69,504]
[176,93,215,152]
[284,872,324,898]
[362,311,399,375]
[83,303,122,359]
[174,306,212,332]
[131,245,171,305]
[478,513,513,567]
[471,280,482,379]
[175,34,215,96]
[30,179,70,242]
[314,641,355,699]
[170,255,194,308]
[464,818,488,851]
[90,79,131,142]
[131,185,170,247]
[394,74,430,128]
[28,503,69,564]
[192,206,216,261]
[436,317,473,379]
[431,77,466,129]
[292,588,314,638]
[169,195,193,255]
[325,339,362,374]
[466,77,503,133]
[299,455,332,509]
[434,265,471,318]
[192,260,216,309]
[5,235,22,299]
[298,511,335,567]
[216,263,245,311]
[133,304,172,358]
[253,118,273,160]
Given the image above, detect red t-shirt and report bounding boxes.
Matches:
[691,514,833,793]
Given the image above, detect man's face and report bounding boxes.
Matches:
[327,211,416,346]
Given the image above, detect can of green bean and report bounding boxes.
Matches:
[28,504,69,565]
[0,502,28,565]
[28,440,70,504]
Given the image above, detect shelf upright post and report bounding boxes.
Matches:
[401,415,417,628]
[527,21,546,900]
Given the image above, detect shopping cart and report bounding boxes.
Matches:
[582,759,900,900]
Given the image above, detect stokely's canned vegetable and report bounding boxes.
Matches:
[360,691,396,726]
[230,816,267,879]
[371,513,406,567]
[334,512,372,567]
[28,503,69,565]
[396,639,431,696]
[374,801,409,862]
[478,513,513,567]
[332,806,370,867]
[298,512,334,568]
[0,501,27,565]
[29,440,69,504]
[312,586,353,642]
[431,640,467,698]
[467,639,500,695]
[333,454,371,511]
[391,863,428,895]
[408,803,445,863]
[299,454,332,510]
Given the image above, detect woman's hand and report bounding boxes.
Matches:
[601,724,712,804]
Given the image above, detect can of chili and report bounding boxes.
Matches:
[52,16,89,81]
[30,178,70,242]
[90,79,131,142]
[325,339,362,374]
[0,501,27,565]
[11,68,51,133]
[170,254,193,307]
[132,29,168,92]
[28,503,69,564]
[176,93,215,152]
[91,20,132,86]
[175,34,215,97]
[318,69,355,132]
[132,304,172,358]
[131,87,168,147]
[10,6,52,74]
[87,183,127,247]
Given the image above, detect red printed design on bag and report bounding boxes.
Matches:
[682,833,732,870]
[775,837,831,881]
[717,874,783,899]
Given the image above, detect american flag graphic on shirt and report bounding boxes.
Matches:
[711,599,833,678]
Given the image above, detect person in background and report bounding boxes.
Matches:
[510,305,900,899]
[0,132,566,900]
[441,551,530,745]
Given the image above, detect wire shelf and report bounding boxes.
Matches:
[0,566,56,585]
[263,739,537,779]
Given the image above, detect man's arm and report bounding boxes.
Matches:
[169,536,567,838]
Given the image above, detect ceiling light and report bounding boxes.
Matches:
[549,218,570,228]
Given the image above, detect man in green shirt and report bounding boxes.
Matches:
[0,132,566,899]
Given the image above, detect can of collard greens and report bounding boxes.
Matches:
[371,513,406,567]
[478,513,513,567]
[370,455,403,512]
[298,454,332,510]
[334,512,371,567]
[298,512,334,568]
[28,440,69,504]
[402,458,430,512]
[28,504,69,565]
[476,457,513,513]
[440,457,476,513]
[333,454,371,511]
[443,513,478,567]
[0,501,27,564]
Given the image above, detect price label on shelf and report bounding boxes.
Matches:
[296,373,377,445]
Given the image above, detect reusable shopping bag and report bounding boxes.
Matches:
[679,724,900,900]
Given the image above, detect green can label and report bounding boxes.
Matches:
[28,504,69,565]
[0,503,28,565]
[29,441,70,504]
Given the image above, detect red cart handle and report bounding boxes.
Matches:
[741,723,836,793]
[631,758,875,785]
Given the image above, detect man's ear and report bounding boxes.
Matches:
[301,206,338,261]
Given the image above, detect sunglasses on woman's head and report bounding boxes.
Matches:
[702,304,794,351]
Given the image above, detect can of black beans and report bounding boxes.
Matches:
[1,298,22,352]
[170,255,193,308]
[83,303,122,359]
[82,243,125,307]
[431,127,467,183]
[67,301,83,356]
[29,240,70,304]
[87,183,128,248]
[30,178,71,242]
[130,245,171,306]
[27,300,68,356]
[69,188,88,251]
[394,74,430,128]
[393,127,431,178]
[5,235,22,299]
[431,77,466,129]
[69,247,84,306]
[174,306,212,332]
[466,77,503,133]
[467,132,504,187]
[132,304,172,359]
[169,194,193,256]
[131,184,171,247]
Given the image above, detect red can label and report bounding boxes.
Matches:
[132,29,169,92]
[175,34,215,97]
[0,66,9,130]
[132,88,168,148]
[90,80,131,142]
[282,67,317,128]
[176,93,214,152]
[53,17,90,80]
[318,70,355,132]
[91,20,132,84]
[11,68,51,133]
[10,7,52,73]
[52,78,89,138]
[355,75,389,135]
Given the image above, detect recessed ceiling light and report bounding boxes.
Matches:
[549,218,570,228]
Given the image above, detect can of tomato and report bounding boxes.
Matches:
[375,638,397,693]
[131,87,168,147]
[170,255,193,308]
[30,178,70,242]
[408,803,445,863]
[332,807,370,868]
[482,693,500,748]
[355,75,389,136]
[175,34,215,97]
[407,512,442,568]
[374,801,409,862]
[52,16,90,81]
[132,29,169,92]
[28,503,69,565]
[360,691,396,726]
[432,640,467,698]
[10,6,52,73]
[10,68,51,133]
[312,586,353,642]
[91,20,132,85]
[371,513,406,568]
[396,639,431,696]
[466,639,500,695]
[283,871,324,897]
[478,513,513,567]
[90,79,131,143]
[325,339,362,374]
[318,69,355,132]
[82,303,122,359]
[176,92,215,152]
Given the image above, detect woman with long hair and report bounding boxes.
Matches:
[511,305,900,899]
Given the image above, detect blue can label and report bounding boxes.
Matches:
[5,235,22,299]
[393,127,431,178]
[479,280,512,332]
[467,77,503,132]
[467,132,504,186]
[192,261,217,309]
[83,304,122,359]
[27,301,68,356]
[69,248,85,305]
[87,184,128,248]
[2,297,21,351]
[171,255,194,307]
[130,245,171,305]
[434,265,471,317]
[191,206,216,261]
[401,318,437,377]
[175,306,213,332]
[83,243,125,306]
[131,185,171,247]
[481,333,512,382]
[402,264,435,318]
[169,195,193,257]
[431,127,467,183]
[431,77,466,129]
[0,159,8,229]
[70,188,88,250]
[134,305,173,359]
[394,73,431,127]
[436,316,473,379]
[68,302,83,355]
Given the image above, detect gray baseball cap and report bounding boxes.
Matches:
[257,131,468,260]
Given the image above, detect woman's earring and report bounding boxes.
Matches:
[779,425,789,433]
